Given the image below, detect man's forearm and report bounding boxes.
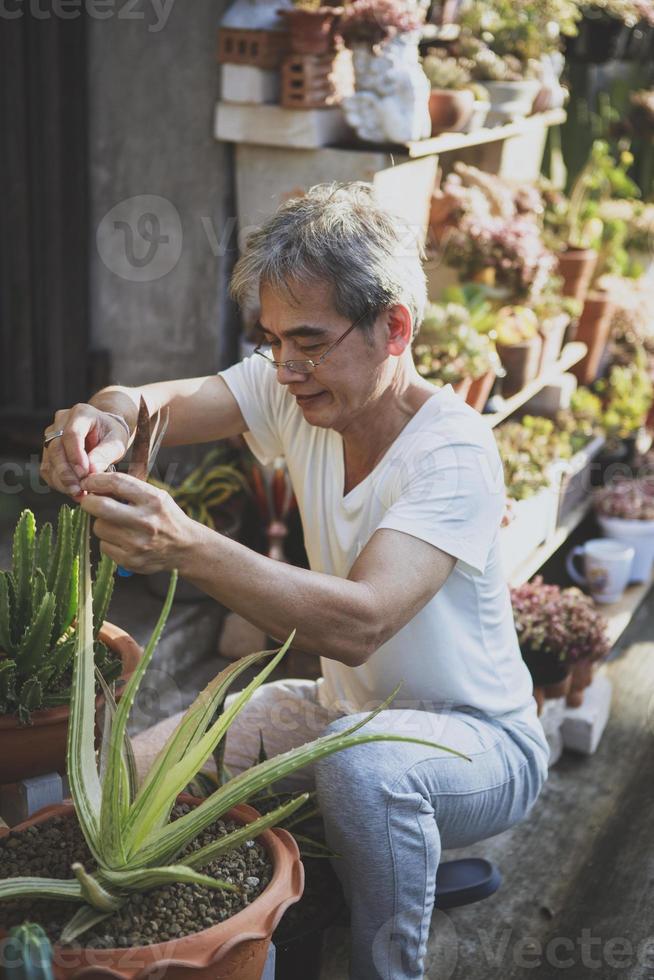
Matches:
[178,522,379,668]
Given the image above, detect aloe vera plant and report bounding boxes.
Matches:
[0,507,118,724]
[0,511,467,944]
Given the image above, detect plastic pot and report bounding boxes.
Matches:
[0,623,141,785]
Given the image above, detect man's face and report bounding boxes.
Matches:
[258,280,392,432]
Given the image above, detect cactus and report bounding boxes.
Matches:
[0,506,119,725]
[4,924,54,980]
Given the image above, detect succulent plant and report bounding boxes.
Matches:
[594,478,654,521]
[595,359,653,441]
[495,414,574,500]
[421,52,472,91]
[0,512,466,944]
[338,0,424,46]
[0,507,118,725]
[511,576,610,670]
[413,302,500,384]
[4,923,54,980]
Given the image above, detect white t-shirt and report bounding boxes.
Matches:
[220,354,537,723]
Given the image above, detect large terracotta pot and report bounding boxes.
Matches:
[556,248,598,305]
[0,623,141,786]
[466,370,495,412]
[496,335,543,397]
[428,89,474,134]
[278,7,341,55]
[572,291,615,385]
[0,794,303,980]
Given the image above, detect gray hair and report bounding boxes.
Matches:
[230,182,427,337]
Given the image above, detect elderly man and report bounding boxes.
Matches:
[41,183,549,980]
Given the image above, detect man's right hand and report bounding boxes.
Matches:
[40,404,130,498]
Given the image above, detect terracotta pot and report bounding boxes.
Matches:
[566,659,595,708]
[556,248,598,306]
[278,7,341,55]
[0,794,303,980]
[571,291,616,386]
[466,369,495,412]
[428,89,475,135]
[542,673,573,700]
[452,376,473,399]
[0,623,141,786]
[496,335,543,397]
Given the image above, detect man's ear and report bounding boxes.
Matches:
[386,305,414,356]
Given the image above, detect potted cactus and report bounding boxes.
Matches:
[0,506,139,785]
[0,513,462,976]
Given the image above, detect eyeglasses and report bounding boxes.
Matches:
[253,311,369,375]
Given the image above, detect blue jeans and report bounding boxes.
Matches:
[133,678,549,980]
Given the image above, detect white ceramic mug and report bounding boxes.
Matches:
[566,538,635,604]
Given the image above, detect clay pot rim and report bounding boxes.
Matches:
[0,622,140,731]
[277,5,343,17]
[0,793,303,974]
[559,246,598,258]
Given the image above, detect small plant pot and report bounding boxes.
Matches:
[483,79,541,125]
[566,658,595,708]
[597,514,654,583]
[278,7,342,55]
[571,291,616,386]
[556,248,598,306]
[496,335,543,397]
[428,88,475,134]
[466,369,496,412]
[0,794,303,980]
[0,623,141,785]
[521,646,570,689]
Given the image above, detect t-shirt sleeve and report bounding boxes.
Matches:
[375,429,505,576]
[219,355,287,465]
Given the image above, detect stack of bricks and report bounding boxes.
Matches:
[281,46,354,110]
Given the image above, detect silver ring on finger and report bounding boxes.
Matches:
[43,429,65,447]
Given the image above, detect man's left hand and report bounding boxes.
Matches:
[79,472,195,574]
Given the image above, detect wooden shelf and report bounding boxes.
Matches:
[508,498,592,587]
[485,342,587,429]
[403,108,567,159]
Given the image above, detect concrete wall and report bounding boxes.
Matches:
[88,0,238,387]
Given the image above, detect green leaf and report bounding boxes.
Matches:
[12,511,36,633]
[93,554,116,638]
[99,865,241,895]
[19,677,43,711]
[0,659,16,703]
[59,906,113,946]
[0,571,14,655]
[30,569,48,621]
[16,593,55,677]
[49,509,74,641]
[49,632,77,680]
[66,513,103,867]
[0,877,83,903]
[36,521,53,577]
[71,864,123,910]
[99,569,178,868]
[126,635,294,855]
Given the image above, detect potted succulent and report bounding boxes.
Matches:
[413,301,500,404]
[493,306,543,396]
[147,446,249,601]
[0,513,463,975]
[594,477,654,583]
[596,359,654,457]
[451,32,541,125]
[510,576,610,711]
[278,0,343,56]
[0,506,139,785]
[420,50,479,134]
[338,0,431,143]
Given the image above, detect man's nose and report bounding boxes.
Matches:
[276,363,311,384]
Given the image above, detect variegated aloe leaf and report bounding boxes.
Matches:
[72,863,123,910]
[98,865,241,894]
[125,634,295,855]
[92,553,116,639]
[66,513,103,866]
[95,666,137,809]
[0,877,83,903]
[136,682,470,869]
[60,906,114,946]
[99,570,178,868]
[126,646,287,842]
